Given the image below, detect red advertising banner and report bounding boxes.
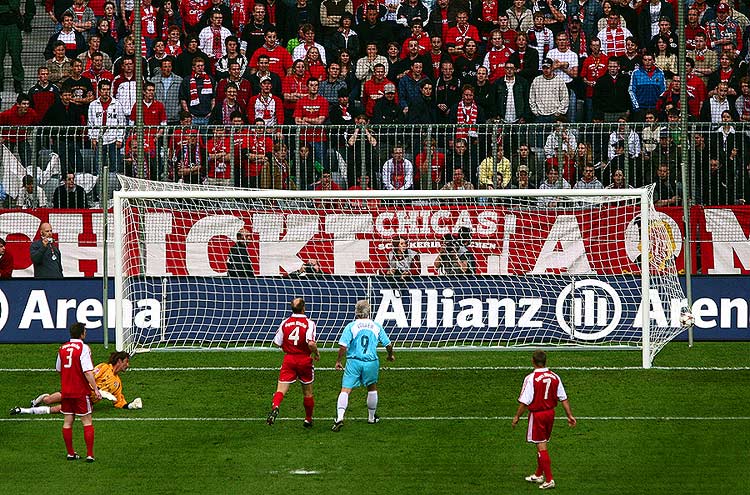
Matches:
[1,206,748,277]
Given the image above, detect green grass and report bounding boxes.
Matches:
[1,342,748,494]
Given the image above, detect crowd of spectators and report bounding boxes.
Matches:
[0,0,749,207]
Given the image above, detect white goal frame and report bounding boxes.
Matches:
[114,187,659,367]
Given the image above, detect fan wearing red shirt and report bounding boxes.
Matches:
[401,19,431,58]
[249,29,293,78]
[205,126,232,183]
[579,39,608,122]
[361,63,394,118]
[282,60,309,123]
[294,78,329,164]
[512,350,577,490]
[266,297,320,428]
[130,82,167,134]
[483,29,515,83]
[57,322,101,462]
[247,77,285,126]
[445,10,480,60]
[0,94,41,167]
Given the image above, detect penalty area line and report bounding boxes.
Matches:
[2,416,750,422]
[3,366,750,372]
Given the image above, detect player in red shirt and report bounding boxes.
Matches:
[267,298,320,428]
[512,350,576,490]
[57,322,101,462]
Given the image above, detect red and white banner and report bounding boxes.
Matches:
[1,206,748,277]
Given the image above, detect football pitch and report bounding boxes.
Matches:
[1,342,747,495]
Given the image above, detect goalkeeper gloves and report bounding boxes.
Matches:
[126,397,143,410]
[99,390,117,401]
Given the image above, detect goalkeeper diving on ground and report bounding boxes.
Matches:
[10,351,142,415]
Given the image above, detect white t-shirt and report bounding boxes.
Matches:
[546,48,578,84]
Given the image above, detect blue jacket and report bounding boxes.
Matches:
[629,67,666,110]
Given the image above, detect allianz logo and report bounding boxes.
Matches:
[373,280,701,339]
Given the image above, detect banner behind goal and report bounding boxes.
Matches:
[114,177,688,367]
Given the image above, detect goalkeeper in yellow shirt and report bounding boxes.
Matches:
[10,352,142,415]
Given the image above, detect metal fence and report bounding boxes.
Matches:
[0,122,748,208]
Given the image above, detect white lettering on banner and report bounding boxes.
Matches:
[20,291,55,328]
[3,207,750,277]
[326,214,372,275]
[705,209,750,274]
[254,214,318,275]
[17,291,160,329]
[375,289,545,329]
[476,211,499,235]
[532,215,593,274]
[186,215,245,275]
[496,213,516,275]
[145,212,173,276]
[692,299,718,328]
[721,298,748,328]
[374,281,729,335]
[0,289,9,331]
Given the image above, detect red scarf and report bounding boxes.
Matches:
[605,28,626,57]
[391,159,405,189]
[109,18,119,42]
[212,27,223,60]
[100,100,110,125]
[166,42,181,56]
[189,72,212,106]
[455,101,478,140]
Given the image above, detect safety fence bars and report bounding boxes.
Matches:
[0,123,748,207]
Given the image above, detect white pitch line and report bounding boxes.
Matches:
[2,416,750,422]
[2,366,750,372]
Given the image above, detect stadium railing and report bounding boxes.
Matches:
[0,122,748,206]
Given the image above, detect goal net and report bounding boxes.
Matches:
[113,177,688,367]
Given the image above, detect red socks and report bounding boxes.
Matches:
[535,451,543,477]
[62,427,74,455]
[539,450,553,482]
[303,396,315,422]
[83,425,95,457]
[272,392,284,409]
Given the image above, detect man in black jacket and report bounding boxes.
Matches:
[43,88,84,176]
[494,61,531,123]
[53,173,89,209]
[592,58,631,122]
[227,228,255,277]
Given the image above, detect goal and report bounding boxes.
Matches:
[113,177,688,367]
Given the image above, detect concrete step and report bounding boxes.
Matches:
[1,12,58,110]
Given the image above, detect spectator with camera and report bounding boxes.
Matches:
[435,228,474,276]
[386,237,418,280]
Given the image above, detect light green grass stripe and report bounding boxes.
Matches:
[2,416,750,422]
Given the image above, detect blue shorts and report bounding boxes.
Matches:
[342,359,379,389]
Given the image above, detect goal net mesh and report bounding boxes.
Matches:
[115,176,687,365]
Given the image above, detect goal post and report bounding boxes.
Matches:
[113,178,688,367]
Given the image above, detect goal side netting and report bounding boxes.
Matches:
[113,177,688,367]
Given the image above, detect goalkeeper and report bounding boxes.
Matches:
[10,352,143,415]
